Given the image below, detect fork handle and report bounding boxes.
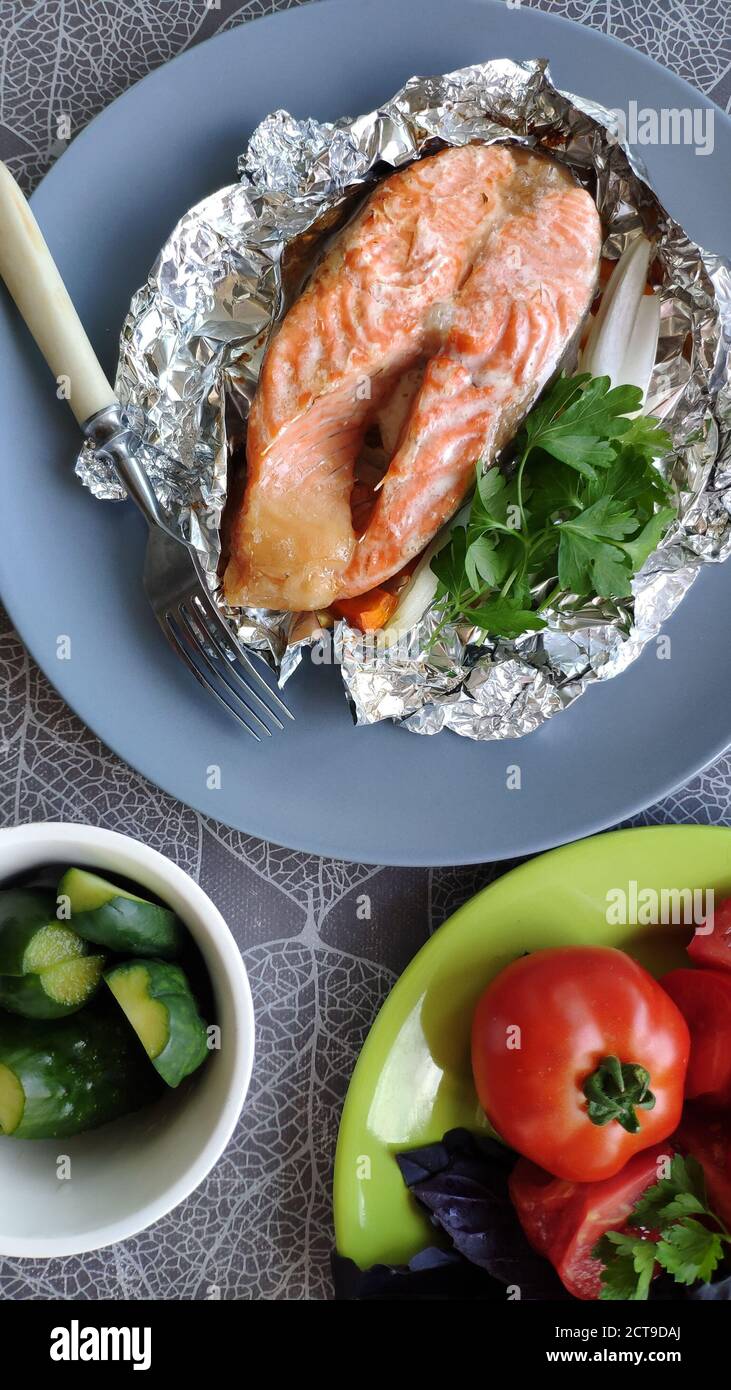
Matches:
[0,161,116,426]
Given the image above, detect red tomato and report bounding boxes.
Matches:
[471,946,689,1182]
[662,967,731,1106]
[676,1106,731,1227]
[688,897,731,972]
[510,1143,671,1300]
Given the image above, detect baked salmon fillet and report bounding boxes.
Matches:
[224,143,602,612]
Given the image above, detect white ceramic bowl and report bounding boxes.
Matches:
[0,822,255,1257]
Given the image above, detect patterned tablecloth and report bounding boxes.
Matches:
[0,0,730,1300]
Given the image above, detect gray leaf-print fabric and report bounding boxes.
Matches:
[0,0,729,1300]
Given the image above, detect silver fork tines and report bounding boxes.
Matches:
[143,518,293,741]
[165,610,268,740]
[85,403,293,739]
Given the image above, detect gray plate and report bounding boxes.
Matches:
[0,0,729,867]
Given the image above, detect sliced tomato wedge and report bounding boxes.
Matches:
[676,1106,731,1229]
[509,1143,672,1300]
[688,897,731,973]
[662,967,731,1106]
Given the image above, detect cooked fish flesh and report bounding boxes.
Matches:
[224,143,602,612]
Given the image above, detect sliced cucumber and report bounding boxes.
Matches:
[0,1063,24,1135]
[0,891,101,1019]
[59,868,182,959]
[0,954,105,1019]
[105,960,209,1089]
[23,923,86,973]
[0,890,62,975]
[0,1007,162,1139]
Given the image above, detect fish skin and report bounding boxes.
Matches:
[224,144,602,613]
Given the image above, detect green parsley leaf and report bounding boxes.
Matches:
[476,466,509,513]
[521,372,591,438]
[623,507,677,572]
[617,414,673,464]
[465,536,503,591]
[564,495,639,543]
[521,375,643,466]
[558,530,628,598]
[472,467,522,535]
[596,1153,731,1300]
[632,1154,709,1227]
[655,1192,708,1222]
[655,1219,725,1286]
[557,497,638,598]
[430,372,677,640]
[534,435,617,477]
[551,376,644,437]
[589,446,671,504]
[431,526,468,598]
[631,1239,660,1301]
[467,597,547,640]
[594,1232,657,1301]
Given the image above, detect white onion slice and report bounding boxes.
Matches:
[616,292,661,410]
[380,539,442,642]
[580,234,655,402]
[381,503,471,641]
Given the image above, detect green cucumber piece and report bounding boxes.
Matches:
[23,923,86,972]
[0,890,64,975]
[59,868,182,958]
[0,954,105,1019]
[0,1063,24,1135]
[0,1007,162,1139]
[105,960,209,1088]
[0,891,98,1018]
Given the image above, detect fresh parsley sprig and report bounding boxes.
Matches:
[594,1154,731,1301]
[430,373,675,642]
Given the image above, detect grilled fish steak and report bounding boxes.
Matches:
[224,144,602,612]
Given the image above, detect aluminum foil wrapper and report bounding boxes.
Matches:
[77,59,731,740]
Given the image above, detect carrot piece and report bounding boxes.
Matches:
[332,587,399,632]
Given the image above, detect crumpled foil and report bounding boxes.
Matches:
[76,59,731,740]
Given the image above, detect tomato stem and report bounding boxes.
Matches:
[583,1054,656,1133]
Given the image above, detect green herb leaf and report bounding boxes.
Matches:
[632,1155,709,1227]
[430,372,677,640]
[587,450,673,517]
[476,466,509,513]
[564,495,639,543]
[557,497,637,598]
[631,1239,660,1301]
[522,376,643,461]
[617,414,674,464]
[594,1232,657,1301]
[464,536,503,591]
[622,507,677,572]
[655,1219,725,1286]
[430,526,468,597]
[656,1192,708,1221]
[521,372,591,438]
[597,1153,731,1300]
[467,598,547,640]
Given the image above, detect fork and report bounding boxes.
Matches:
[0,161,293,740]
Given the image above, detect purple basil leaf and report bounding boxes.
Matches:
[686,1272,731,1300]
[331,1248,502,1301]
[396,1128,568,1300]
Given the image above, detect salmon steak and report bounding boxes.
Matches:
[224,143,602,613]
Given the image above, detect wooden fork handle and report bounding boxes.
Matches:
[0,161,116,426]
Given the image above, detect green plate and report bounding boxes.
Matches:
[333,826,731,1270]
